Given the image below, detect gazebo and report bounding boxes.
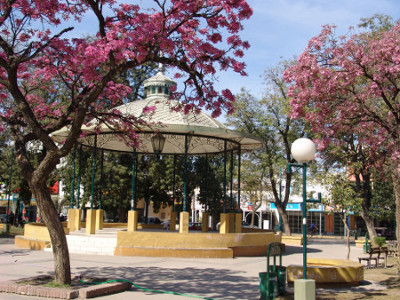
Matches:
[53,64,263,231]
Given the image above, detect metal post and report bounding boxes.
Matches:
[230,150,234,211]
[205,154,208,211]
[76,144,82,209]
[172,154,176,211]
[6,147,14,228]
[90,135,97,209]
[237,146,241,213]
[99,149,104,210]
[131,149,136,210]
[276,168,283,231]
[70,143,77,208]
[223,140,227,213]
[302,163,307,279]
[183,135,188,212]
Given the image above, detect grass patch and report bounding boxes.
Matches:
[17,275,112,290]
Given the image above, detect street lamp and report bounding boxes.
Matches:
[287,138,316,279]
[151,133,166,155]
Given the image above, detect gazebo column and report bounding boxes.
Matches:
[68,144,79,231]
[74,144,83,231]
[201,154,209,232]
[128,149,138,232]
[170,155,177,231]
[180,135,190,234]
[96,149,104,230]
[235,146,242,233]
[220,140,232,234]
[86,135,97,235]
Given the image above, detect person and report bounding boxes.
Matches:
[309,223,318,236]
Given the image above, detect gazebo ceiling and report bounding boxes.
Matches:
[52,68,262,155]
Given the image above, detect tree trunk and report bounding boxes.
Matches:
[277,205,291,235]
[391,169,400,256]
[360,203,377,244]
[31,181,71,285]
[340,214,351,260]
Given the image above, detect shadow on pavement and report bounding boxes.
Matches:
[73,265,260,300]
[283,245,322,255]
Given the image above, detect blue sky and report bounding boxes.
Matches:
[68,1,400,103]
[216,0,400,98]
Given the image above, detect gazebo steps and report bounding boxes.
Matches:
[45,235,117,256]
[114,246,234,258]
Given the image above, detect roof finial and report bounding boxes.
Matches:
[158,62,165,73]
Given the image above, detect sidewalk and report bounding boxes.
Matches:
[0,237,367,299]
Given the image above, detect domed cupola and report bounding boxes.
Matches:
[143,63,176,99]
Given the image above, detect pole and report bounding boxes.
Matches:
[230,150,234,211]
[172,154,176,211]
[205,154,208,211]
[90,135,97,210]
[237,146,241,213]
[76,144,82,209]
[99,149,104,210]
[302,163,307,279]
[70,143,77,208]
[223,140,227,213]
[183,135,188,212]
[131,149,136,210]
[6,147,14,229]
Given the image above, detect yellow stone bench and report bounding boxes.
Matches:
[287,258,364,285]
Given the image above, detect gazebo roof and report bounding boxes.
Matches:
[52,68,262,155]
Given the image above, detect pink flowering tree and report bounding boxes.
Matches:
[0,0,252,284]
[284,21,400,251]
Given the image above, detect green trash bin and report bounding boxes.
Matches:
[269,266,286,295]
[259,272,278,300]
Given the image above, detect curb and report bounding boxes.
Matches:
[0,279,132,299]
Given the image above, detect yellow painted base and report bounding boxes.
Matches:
[234,213,242,233]
[179,212,189,233]
[287,258,364,284]
[15,223,70,251]
[220,213,233,234]
[85,209,96,234]
[68,209,81,231]
[170,212,177,231]
[202,212,209,232]
[115,231,281,258]
[282,235,303,246]
[15,236,50,251]
[95,209,104,230]
[115,247,233,258]
[127,210,138,232]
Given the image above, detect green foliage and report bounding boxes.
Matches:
[374,236,386,247]
[370,171,396,222]
[325,172,361,214]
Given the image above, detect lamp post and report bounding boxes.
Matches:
[287,138,316,279]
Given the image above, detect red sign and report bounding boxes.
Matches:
[248,205,254,210]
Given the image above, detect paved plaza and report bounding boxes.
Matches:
[0,236,381,299]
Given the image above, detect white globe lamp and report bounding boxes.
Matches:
[290,138,316,163]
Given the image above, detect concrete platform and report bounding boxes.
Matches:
[0,237,378,300]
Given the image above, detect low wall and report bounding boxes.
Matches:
[115,231,281,258]
[281,235,303,246]
[14,223,70,251]
[287,258,364,285]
